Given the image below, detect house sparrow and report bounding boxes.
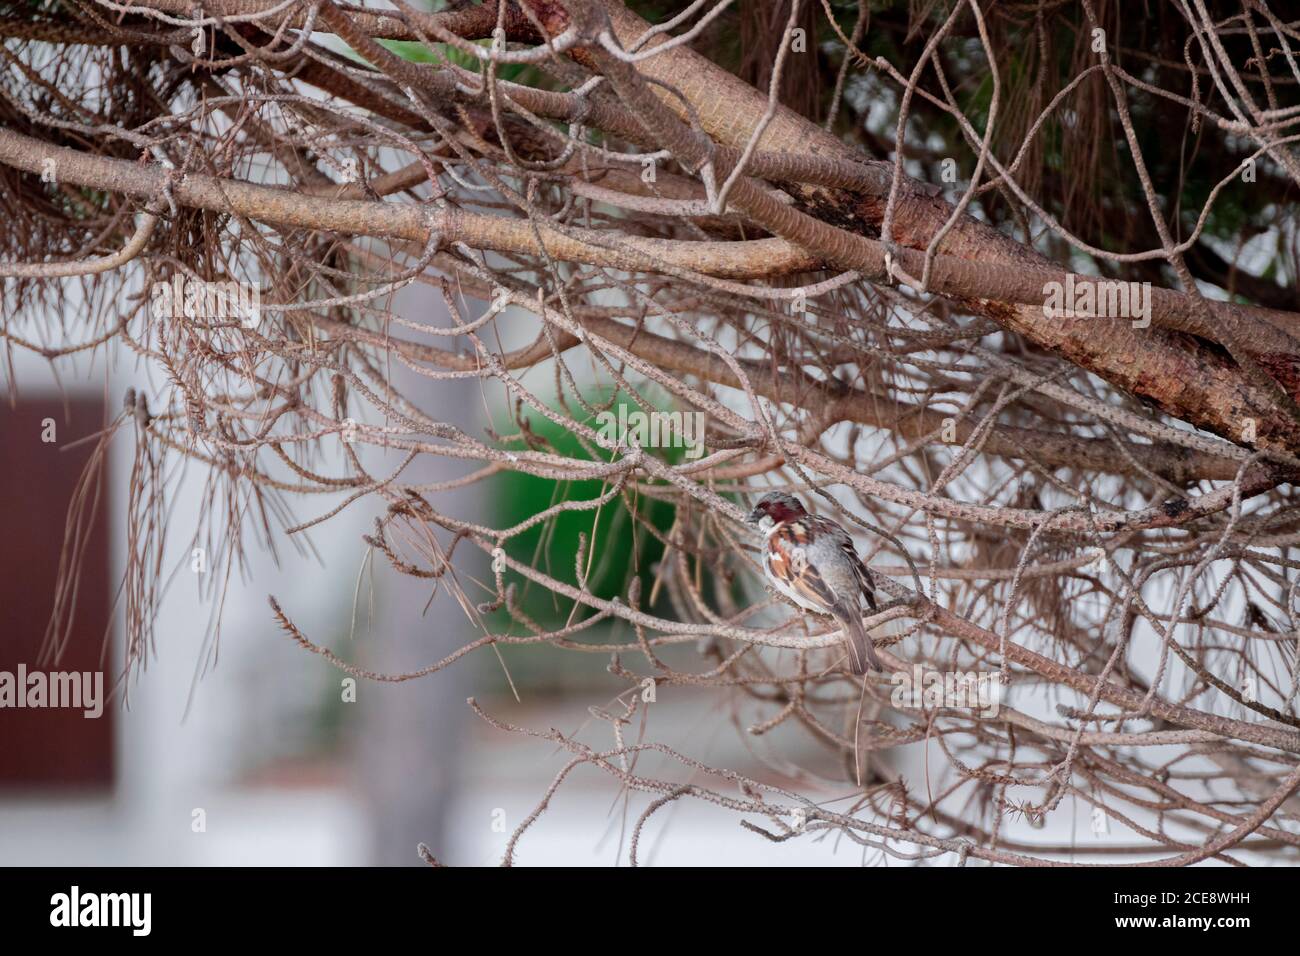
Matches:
[746,491,883,674]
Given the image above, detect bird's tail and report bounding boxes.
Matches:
[832,601,883,674]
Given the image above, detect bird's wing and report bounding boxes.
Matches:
[851,549,877,610]
[805,516,876,610]
[766,522,838,611]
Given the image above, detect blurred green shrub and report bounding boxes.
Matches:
[488,389,689,636]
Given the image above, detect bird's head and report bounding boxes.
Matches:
[746,491,807,531]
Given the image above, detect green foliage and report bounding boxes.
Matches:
[488,390,685,635]
[378,38,539,86]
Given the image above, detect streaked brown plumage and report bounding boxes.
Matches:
[746,492,882,674]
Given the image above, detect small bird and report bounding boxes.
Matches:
[746,491,883,674]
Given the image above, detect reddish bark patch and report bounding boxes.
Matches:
[519,0,572,36]
[1256,352,1300,402]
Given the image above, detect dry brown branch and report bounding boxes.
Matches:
[5,0,1300,866]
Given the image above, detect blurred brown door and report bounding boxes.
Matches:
[0,398,114,790]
